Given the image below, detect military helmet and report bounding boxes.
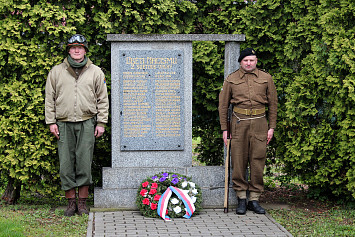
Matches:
[66,34,89,52]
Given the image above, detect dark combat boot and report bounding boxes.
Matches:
[236,198,247,215]
[247,200,266,214]
[64,189,77,217]
[77,186,89,215]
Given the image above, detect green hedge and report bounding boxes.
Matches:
[232,0,355,200]
[0,0,354,200]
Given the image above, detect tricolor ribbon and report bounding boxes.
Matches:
[157,186,195,221]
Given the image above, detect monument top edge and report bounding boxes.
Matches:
[107,34,245,42]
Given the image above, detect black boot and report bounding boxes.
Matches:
[247,200,266,214]
[64,198,77,217]
[236,198,247,215]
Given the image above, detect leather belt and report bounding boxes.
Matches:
[233,107,265,116]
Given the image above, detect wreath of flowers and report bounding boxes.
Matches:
[136,172,202,219]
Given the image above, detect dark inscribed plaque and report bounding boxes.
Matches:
[119,50,184,151]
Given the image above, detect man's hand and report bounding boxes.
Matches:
[95,126,105,138]
[49,124,59,140]
[267,128,274,145]
[223,130,232,147]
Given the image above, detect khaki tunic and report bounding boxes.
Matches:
[218,68,277,199]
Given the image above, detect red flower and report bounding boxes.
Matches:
[154,195,161,201]
[142,181,149,188]
[150,203,158,210]
[151,183,158,189]
[140,189,148,196]
[149,189,157,195]
[142,198,150,205]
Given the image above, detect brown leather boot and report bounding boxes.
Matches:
[77,186,89,215]
[64,189,77,217]
[78,198,89,215]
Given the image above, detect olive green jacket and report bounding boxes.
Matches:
[45,58,109,127]
[218,68,278,131]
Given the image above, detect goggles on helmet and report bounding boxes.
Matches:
[68,34,87,44]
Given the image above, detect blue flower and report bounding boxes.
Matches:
[159,177,167,182]
[171,178,179,185]
[152,176,158,180]
[162,173,169,177]
[172,174,178,178]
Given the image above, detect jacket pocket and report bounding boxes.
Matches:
[82,103,97,116]
[253,78,268,103]
[55,104,69,120]
[231,79,249,100]
[253,78,268,94]
[81,89,98,116]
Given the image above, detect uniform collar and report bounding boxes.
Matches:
[239,67,259,78]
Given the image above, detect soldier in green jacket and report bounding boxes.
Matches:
[45,34,109,217]
[218,48,277,215]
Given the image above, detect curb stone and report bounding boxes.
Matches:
[86,212,94,237]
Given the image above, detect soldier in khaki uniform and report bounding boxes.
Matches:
[218,48,277,215]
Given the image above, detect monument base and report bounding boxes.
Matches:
[94,166,237,209]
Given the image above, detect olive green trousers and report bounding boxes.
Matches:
[57,118,95,191]
[230,114,268,201]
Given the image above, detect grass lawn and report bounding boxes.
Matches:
[0,200,88,237]
[269,207,355,236]
[0,218,24,237]
[1,156,354,237]
[261,185,355,237]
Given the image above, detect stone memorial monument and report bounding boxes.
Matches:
[94,34,245,209]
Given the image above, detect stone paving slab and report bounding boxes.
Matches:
[86,208,292,237]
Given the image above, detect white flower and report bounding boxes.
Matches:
[191,196,197,203]
[181,181,188,188]
[182,189,190,196]
[192,188,198,195]
[188,182,196,188]
[171,198,179,205]
[173,206,182,214]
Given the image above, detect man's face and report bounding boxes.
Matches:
[240,55,257,73]
[68,45,86,62]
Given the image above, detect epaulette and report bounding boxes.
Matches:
[225,69,242,83]
[259,68,268,73]
[230,68,240,74]
[226,68,240,78]
[258,68,272,77]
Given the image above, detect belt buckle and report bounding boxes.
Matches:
[249,109,253,116]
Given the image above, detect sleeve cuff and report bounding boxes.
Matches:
[97,122,106,128]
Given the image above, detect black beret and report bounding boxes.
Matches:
[238,48,257,62]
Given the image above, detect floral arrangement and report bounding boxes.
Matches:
[136,172,202,219]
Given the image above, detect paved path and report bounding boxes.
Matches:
[86,208,292,237]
